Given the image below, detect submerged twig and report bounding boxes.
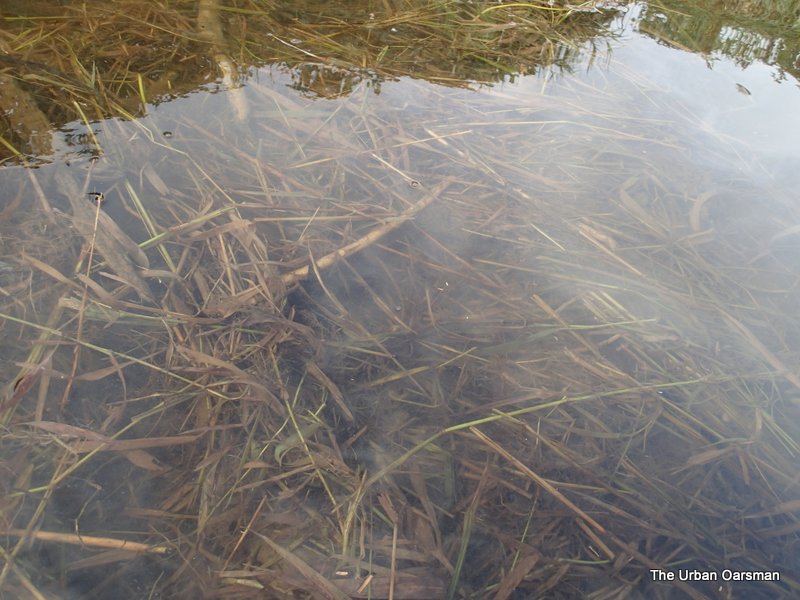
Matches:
[282,180,452,287]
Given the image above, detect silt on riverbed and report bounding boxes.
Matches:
[1,1,800,598]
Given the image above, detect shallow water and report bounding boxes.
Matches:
[1,1,799,598]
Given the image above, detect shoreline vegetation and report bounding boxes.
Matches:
[1,1,799,598]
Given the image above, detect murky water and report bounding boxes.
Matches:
[1,1,799,598]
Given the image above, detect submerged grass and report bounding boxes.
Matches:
[1,1,799,599]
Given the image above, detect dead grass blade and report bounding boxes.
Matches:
[249,531,350,600]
